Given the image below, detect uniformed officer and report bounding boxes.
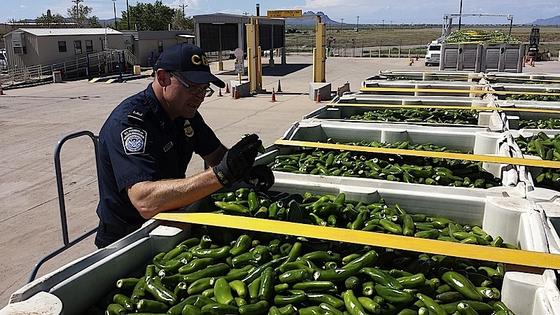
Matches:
[94,43,266,248]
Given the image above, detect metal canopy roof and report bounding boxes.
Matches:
[17,28,122,37]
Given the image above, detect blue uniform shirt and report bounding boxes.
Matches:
[96,84,221,227]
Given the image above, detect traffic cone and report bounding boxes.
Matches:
[315,91,322,103]
[271,88,277,102]
[277,80,282,93]
[218,88,223,97]
[225,83,230,94]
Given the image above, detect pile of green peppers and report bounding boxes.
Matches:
[348,108,478,125]
[516,132,560,190]
[101,232,515,315]
[506,94,560,102]
[213,189,517,250]
[518,118,560,130]
[270,142,501,188]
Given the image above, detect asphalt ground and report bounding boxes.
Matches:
[1,55,559,306]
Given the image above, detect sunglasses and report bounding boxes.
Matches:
[171,72,214,97]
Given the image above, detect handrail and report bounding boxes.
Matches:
[28,130,100,282]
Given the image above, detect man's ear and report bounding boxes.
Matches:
[155,69,172,87]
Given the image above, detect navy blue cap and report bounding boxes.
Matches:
[154,43,225,88]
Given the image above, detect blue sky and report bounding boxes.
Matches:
[3,0,559,24]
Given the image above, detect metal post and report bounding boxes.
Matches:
[112,0,117,30]
[458,0,463,30]
[126,0,131,30]
[509,18,513,36]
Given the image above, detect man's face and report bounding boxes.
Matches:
[163,72,209,119]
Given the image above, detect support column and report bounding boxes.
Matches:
[313,18,326,83]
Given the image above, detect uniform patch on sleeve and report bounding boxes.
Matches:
[121,127,147,155]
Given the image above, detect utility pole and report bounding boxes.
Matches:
[181,2,188,18]
[126,0,131,30]
[72,0,82,26]
[112,0,117,30]
[382,19,385,28]
[356,16,359,32]
[458,0,463,30]
[341,18,344,31]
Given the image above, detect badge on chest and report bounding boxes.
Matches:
[121,127,147,155]
[184,120,194,138]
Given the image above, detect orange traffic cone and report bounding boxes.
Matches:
[271,88,277,102]
[225,83,230,94]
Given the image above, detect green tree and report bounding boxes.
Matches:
[67,4,100,27]
[171,10,194,30]
[35,12,66,26]
[118,1,175,31]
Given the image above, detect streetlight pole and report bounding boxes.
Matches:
[112,0,117,30]
[356,16,359,32]
[458,0,463,30]
[126,0,131,30]
[341,18,344,31]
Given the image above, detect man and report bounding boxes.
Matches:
[95,43,266,248]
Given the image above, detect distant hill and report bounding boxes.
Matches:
[532,15,560,26]
[286,11,341,26]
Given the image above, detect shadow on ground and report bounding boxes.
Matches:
[218,63,312,77]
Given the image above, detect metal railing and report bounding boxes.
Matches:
[28,130,100,282]
[1,49,136,86]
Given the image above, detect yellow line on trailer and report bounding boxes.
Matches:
[154,213,560,270]
[274,139,560,169]
[359,86,560,96]
[328,103,560,114]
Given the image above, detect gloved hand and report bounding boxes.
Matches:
[244,165,275,191]
[213,134,262,187]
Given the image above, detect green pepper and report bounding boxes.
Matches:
[298,306,324,315]
[442,301,494,314]
[191,245,231,260]
[144,276,176,305]
[214,277,234,305]
[279,269,310,283]
[238,300,269,315]
[402,214,414,236]
[457,302,479,315]
[173,281,188,300]
[397,273,426,289]
[375,284,413,304]
[379,219,403,234]
[115,277,139,290]
[248,277,260,301]
[342,289,367,315]
[229,280,247,297]
[357,297,381,314]
[416,293,446,315]
[274,283,289,293]
[302,251,341,263]
[105,303,126,315]
[293,281,335,292]
[257,267,274,301]
[274,292,306,306]
[306,293,344,309]
[414,229,440,239]
[344,276,360,290]
[247,191,260,213]
[182,263,230,283]
[442,271,483,301]
[200,303,239,314]
[182,305,202,315]
[436,291,463,303]
[362,281,375,296]
[136,299,168,312]
[215,201,251,215]
[360,268,403,289]
[202,288,214,298]
[230,235,252,256]
[476,286,500,300]
[319,303,344,315]
[254,206,268,218]
[130,278,146,303]
[277,304,298,315]
[179,258,214,274]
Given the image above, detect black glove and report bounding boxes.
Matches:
[244,165,275,191]
[213,134,262,186]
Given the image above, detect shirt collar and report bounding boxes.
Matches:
[145,84,184,130]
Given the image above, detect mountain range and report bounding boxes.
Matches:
[532,15,560,26]
[285,11,341,26]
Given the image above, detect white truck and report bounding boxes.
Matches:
[424,40,442,66]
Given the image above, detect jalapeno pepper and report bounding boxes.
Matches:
[179,258,214,274]
[187,277,212,295]
[416,293,446,315]
[144,276,177,305]
[182,263,230,283]
[112,294,134,311]
[238,300,268,315]
[396,273,426,289]
[279,268,310,283]
[357,297,380,314]
[360,268,403,289]
[116,277,139,290]
[341,289,367,315]
[442,271,483,301]
[375,284,414,304]
[214,277,235,305]
[191,245,231,260]
[274,292,306,306]
[215,201,251,215]
[136,299,168,313]
[230,235,252,256]
[302,251,341,264]
[306,293,344,309]
[200,303,239,314]
[106,303,126,315]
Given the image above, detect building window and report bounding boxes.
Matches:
[58,41,67,52]
[74,40,82,54]
[85,40,93,53]
[158,41,164,53]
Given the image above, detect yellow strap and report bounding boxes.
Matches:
[154,213,560,270]
[360,86,560,96]
[328,103,560,115]
[274,139,560,169]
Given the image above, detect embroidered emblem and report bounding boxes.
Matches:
[121,127,147,154]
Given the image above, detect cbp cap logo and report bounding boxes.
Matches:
[121,127,147,155]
